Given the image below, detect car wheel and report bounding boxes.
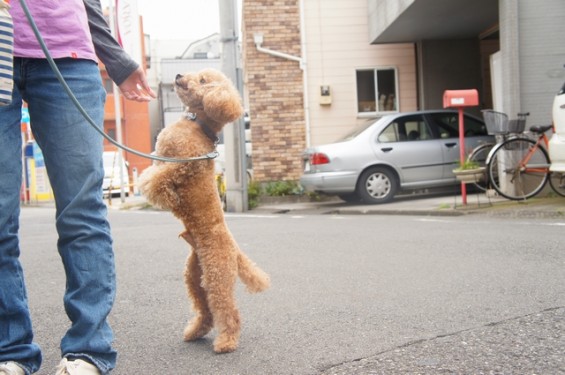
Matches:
[337,193,361,203]
[356,167,398,204]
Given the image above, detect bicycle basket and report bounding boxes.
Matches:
[482,110,509,135]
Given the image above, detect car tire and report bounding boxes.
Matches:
[356,167,398,204]
[337,193,361,203]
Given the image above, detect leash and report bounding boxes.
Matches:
[18,0,218,163]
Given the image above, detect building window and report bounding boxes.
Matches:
[356,67,398,115]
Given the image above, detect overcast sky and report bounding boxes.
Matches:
[135,1,242,41]
[137,1,218,40]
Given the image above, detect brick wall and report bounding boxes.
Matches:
[242,0,306,182]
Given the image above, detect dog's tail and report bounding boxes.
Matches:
[236,249,270,293]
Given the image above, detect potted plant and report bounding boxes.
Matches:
[452,159,486,183]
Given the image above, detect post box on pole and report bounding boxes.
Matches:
[443,89,479,205]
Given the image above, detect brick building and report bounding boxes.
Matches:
[242,0,306,182]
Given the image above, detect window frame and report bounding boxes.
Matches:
[355,66,399,118]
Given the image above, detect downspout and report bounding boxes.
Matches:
[253,0,311,147]
[299,0,311,147]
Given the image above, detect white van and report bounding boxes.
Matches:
[102,151,129,197]
[549,81,565,172]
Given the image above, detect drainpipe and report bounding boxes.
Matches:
[253,32,302,63]
[299,0,311,148]
[253,0,311,147]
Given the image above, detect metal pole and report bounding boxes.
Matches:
[219,0,247,212]
[458,107,467,205]
[108,0,127,203]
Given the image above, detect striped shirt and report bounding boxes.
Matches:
[0,0,13,104]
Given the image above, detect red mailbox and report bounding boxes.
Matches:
[443,89,479,205]
[443,89,479,108]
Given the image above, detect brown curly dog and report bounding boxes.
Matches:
[138,68,270,353]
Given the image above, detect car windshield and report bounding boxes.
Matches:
[338,118,379,141]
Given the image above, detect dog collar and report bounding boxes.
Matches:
[185,112,219,144]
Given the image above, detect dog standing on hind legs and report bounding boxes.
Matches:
[138,68,270,353]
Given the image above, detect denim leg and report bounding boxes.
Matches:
[0,71,41,375]
[22,58,116,374]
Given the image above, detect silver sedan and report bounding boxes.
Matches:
[300,110,493,204]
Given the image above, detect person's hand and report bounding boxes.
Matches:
[118,67,157,102]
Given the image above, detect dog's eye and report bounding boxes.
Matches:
[200,78,206,84]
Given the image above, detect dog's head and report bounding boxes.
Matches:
[174,69,244,131]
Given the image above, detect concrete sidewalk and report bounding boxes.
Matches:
[112,189,565,219]
[253,191,565,219]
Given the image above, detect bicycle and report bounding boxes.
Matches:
[484,117,565,200]
[467,141,495,191]
[464,110,529,192]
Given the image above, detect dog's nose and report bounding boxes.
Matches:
[174,74,184,87]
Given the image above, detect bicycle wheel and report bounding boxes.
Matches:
[549,171,565,197]
[467,143,494,191]
[487,138,549,200]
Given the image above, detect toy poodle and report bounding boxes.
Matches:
[138,68,270,353]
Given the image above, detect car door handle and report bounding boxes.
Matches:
[381,147,393,152]
[444,142,457,148]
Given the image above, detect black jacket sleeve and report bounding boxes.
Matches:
[83,0,139,85]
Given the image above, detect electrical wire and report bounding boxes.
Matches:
[18,0,218,163]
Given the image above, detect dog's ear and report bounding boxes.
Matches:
[202,81,244,124]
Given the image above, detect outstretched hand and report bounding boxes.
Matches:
[118,67,157,102]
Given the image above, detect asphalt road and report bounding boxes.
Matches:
[18,206,565,374]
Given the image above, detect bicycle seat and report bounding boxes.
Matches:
[529,125,553,134]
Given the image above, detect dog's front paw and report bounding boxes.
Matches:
[137,166,157,199]
[138,166,180,210]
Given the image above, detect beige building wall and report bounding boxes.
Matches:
[242,0,418,181]
[303,0,418,146]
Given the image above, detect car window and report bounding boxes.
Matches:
[428,113,459,138]
[462,115,488,136]
[428,112,488,138]
[377,115,431,143]
[378,123,400,142]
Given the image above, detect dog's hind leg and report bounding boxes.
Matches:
[182,249,213,341]
[199,248,240,353]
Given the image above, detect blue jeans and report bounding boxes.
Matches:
[0,58,116,374]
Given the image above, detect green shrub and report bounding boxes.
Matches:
[247,180,263,209]
[264,180,303,196]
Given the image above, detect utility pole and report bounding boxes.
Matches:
[107,0,127,204]
[219,0,248,212]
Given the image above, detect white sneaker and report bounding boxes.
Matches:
[55,358,100,375]
[0,362,25,375]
